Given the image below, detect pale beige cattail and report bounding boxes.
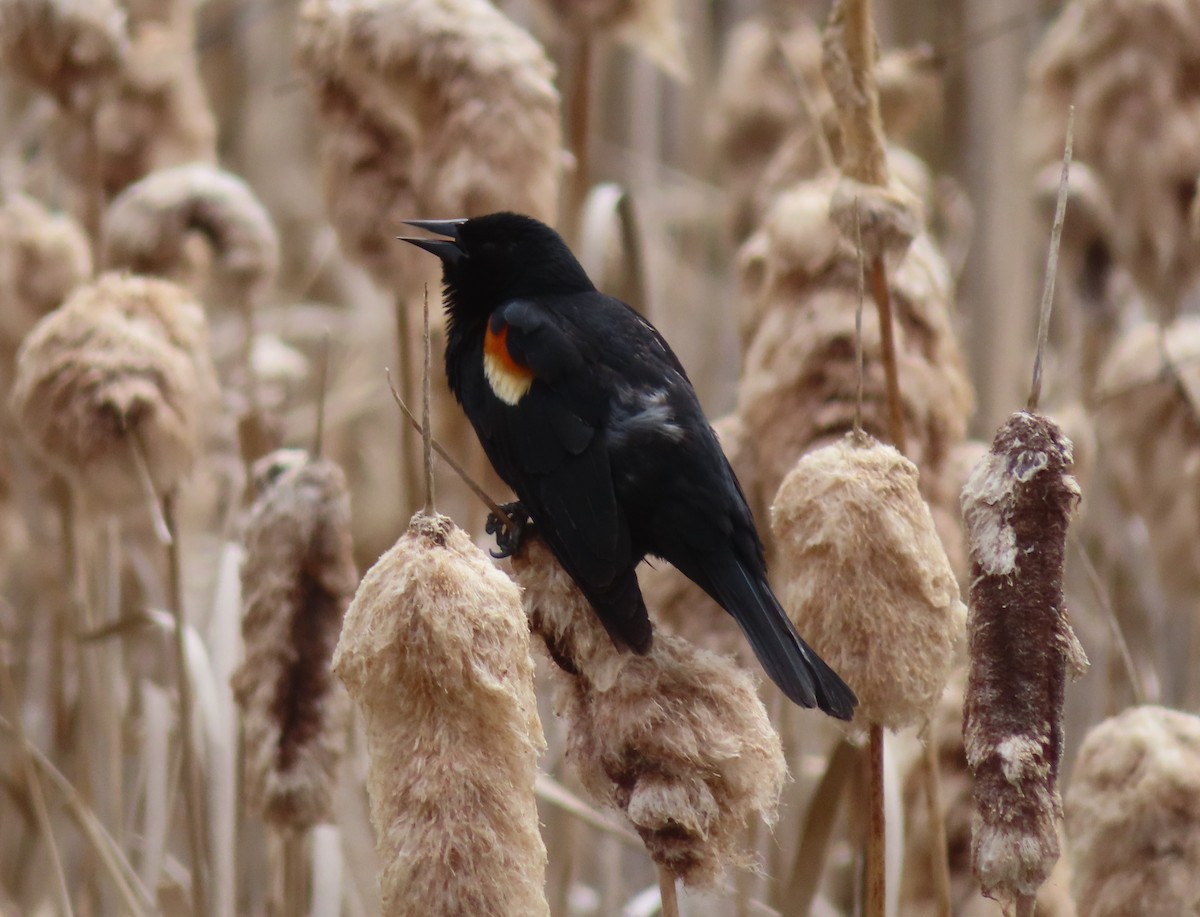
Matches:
[770,433,964,731]
[1092,318,1200,609]
[334,512,548,916]
[509,535,786,887]
[103,162,280,303]
[1065,705,1200,917]
[1025,0,1200,315]
[231,449,357,829]
[0,192,92,378]
[10,272,216,510]
[295,0,562,298]
[961,411,1089,914]
[530,0,685,79]
[0,0,128,111]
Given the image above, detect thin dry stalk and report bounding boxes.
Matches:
[658,864,681,917]
[531,0,685,78]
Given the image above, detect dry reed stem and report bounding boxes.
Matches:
[1065,705,1200,917]
[962,411,1089,912]
[334,512,548,916]
[531,0,686,78]
[1025,0,1200,316]
[231,449,357,829]
[771,434,965,731]
[295,0,562,298]
[508,535,786,888]
[10,272,217,514]
[0,192,92,380]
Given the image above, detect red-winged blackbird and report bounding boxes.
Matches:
[402,212,856,719]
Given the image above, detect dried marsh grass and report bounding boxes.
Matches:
[1065,705,1200,917]
[231,449,357,829]
[509,535,785,887]
[334,512,548,916]
[10,271,216,510]
[295,0,562,297]
[771,434,964,731]
[531,0,685,78]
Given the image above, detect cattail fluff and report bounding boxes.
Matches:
[295,0,561,298]
[10,272,216,510]
[771,433,964,731]
[103,163,280,304]
[231,449,357,828]
[529,0,685,79]
[0,193,92,379]
[508,535,786,887]
[333,513,548,916]
[1025,0,1200,315]
[961,411,1089,913]
[1065,705,1200,917]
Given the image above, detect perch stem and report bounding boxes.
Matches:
[657,865,680,917]
[869,257,907,455]
[394,295,421,515]
[866,724,886,917]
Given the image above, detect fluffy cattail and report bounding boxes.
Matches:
[10,272,216,510]
[736,172,973,521]
[529,0,685,78]
[103,162,280,304]
[231,449,357,828]
[961,411,1089,914]
[1065,705,1200,917]
[0,0,128,111]
[1092,318,1200,608]
[1025,0,1200,315]
[770,433,964,731]
[295,0,562,298]
[508,534,786,887]
[0,192,92,379]
[334,512,548,916]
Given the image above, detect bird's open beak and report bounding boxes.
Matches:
[398,219,468,264]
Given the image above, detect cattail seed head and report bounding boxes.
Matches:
[231,449,357,828]
[103,162,280,304]
[770,433,964,731]
[10,272,216,510]
[1065,705,1200,917]
[334,512,548,916]
[295,0,562,297]
[509,535,786,887]
[961,411,1089,912]
[0,192,92,376]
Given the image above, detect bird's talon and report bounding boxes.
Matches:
[487,503,528,558]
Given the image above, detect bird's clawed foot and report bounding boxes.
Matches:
[487,502,530,558]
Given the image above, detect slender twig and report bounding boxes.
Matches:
[658,865,681,917]
[127,431,171,545]
[921,722,953,917]
[421,287,435,514]
[163,494,209,917]
[869,258,907,455]
[394,294,420,514]
[854,206,866,437]
[384,371,514,530]
[0,660,75,917]
[1070,535,1146,705]
[1028,107,1075,413]
[313,330,331,459]
[866,724,886,917]
[775,36,836,174]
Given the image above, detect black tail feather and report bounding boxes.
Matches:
[717,560,857,720]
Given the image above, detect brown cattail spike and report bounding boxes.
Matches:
[509,535,786,887]
[1065,705,1200,917]
[231,449,357,829]
[961,410,1088,913]
[334,512,548,916]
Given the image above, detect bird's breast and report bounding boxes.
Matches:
[483,319,534,406]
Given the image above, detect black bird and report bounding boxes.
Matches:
[402,212,856,720]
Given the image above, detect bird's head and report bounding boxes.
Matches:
[400,212,595,319]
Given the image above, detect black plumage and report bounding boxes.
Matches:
[402,212,857,720]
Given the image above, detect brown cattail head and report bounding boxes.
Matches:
[529,0,686,78]
[334,512,548,916]
[103,162,281,305]
[961,411,1089,912]
[1065,705,1200,917]
[508,535,786,887]
[0,192,92,375]
[0,0,128,111]
[1025,0,1200,315]
[770,433,964,731]
[295,0,562,298]
[10,271,216,510]
[231,449,357,829]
